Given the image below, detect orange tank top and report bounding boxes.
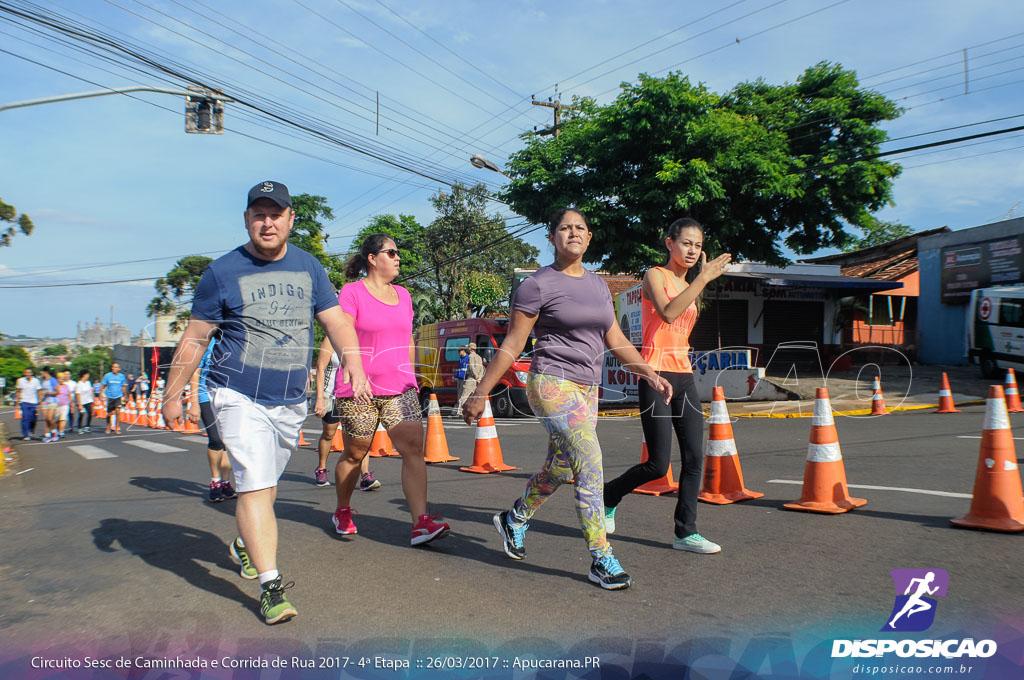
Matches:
[640,266,697,373]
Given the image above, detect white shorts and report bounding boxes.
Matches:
[210,386,306,492]
[58,405,70,421]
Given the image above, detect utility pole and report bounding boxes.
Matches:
[531,86,578,138]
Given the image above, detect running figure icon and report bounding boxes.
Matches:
[888,571,939,628]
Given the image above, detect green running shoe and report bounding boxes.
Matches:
[259,577,297,625]
[230,537,258,580]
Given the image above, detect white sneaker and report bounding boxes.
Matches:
[673,533,721,554]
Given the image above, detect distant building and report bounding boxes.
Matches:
[76,317,131,347]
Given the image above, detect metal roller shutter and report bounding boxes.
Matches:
[762,301,825,373]
[690,300,749,351]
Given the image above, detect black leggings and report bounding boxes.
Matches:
[199,401,225,452]
[604,371,704,538]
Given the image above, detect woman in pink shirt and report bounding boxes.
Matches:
[330,234,450,546]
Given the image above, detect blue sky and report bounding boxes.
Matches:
[2,0,1023,338]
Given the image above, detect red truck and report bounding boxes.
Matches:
[414,318,534,417]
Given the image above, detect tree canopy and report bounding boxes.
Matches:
[290,193,346,289]
[147,255,214,333]
[840,215,914,251]
[504,63,902,273]
[349,184,539,324]
[0,197,34,248]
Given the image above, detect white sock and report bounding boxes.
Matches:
[111,415,117,428]
[211,477,221,484]
[258,569,280,586]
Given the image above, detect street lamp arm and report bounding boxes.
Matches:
[0,86,234,112]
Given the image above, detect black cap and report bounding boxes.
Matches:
[246,181,292,209]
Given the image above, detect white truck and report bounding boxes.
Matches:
[966,285,1024,378]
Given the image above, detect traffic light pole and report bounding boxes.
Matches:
[0,85,232,134]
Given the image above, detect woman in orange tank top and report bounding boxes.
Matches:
[603,218,732,553]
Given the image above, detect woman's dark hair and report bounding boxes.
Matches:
[344,233,393,279]
[79,369,90,378]
[547,207,591,237]
[665,217,706,314]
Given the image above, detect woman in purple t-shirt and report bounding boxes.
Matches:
[329,233,450,547]
[463,208,671,590]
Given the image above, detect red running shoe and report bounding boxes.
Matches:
[411,513,450,546]
[332,506,357,535]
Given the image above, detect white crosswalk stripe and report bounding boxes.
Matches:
[68,445,117,460]
[123,439,188,453]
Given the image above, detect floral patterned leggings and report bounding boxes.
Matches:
[509,373,611,558]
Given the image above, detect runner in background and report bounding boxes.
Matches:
[313,337,379,490]
[16,367,41,440]
[189,335,236,504]
[39,367,59,442]
[55,372,72,438]
[75,370,94,434]
[100,362,128,435]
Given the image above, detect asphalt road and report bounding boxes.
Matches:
[1,407,1021,675]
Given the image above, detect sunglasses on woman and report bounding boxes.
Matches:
[376,248,400,258]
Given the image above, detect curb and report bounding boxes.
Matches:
[596,399,989,420]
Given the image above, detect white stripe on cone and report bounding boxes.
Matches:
[984,397,1011,431]
[707,438,738,457]
[708,400,730,424]
[811,398,834,427]
[427,397,441,417]
[808,441,842,463]
[939,389,952,397]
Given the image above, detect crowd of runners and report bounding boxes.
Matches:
[18,180,728,626]
[14,363,161,441]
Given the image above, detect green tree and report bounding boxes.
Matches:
[41,344,70,357]
[0,197,34,248]
[0,346,32,363]
[290,193,346,289]
[504,63,902,273]
[419,183,539,321]
[351,213,428,278]
[840,215,914,251]
[147,255,214,333]
[69,351,112,380]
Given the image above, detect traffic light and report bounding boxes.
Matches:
[185,87,224,134]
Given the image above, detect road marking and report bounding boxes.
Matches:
[957,435,1024,440]
[123,439,188,454]
[767,479,972,499]
[68,445,118,460]
[177,436,207,443]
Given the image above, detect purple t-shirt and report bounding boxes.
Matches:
[512,265,614,385]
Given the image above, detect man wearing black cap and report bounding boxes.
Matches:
[162,181,370,625]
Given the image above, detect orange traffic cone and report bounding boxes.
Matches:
[155,398,166,429]
[935,372,961,413]
[139,398,153,428]
[460,398,515,473]
[184,409,201,434]
[784,387,867,514]
[1004,369,1023,413]
[93,399,107,419]
[369,423,399,457]
[951,385,1024,532]
[14,405,21,420]
[425,394,458,463]
[870,376,888,415]
[699,387,763,504]
[298,429,310,447]
[330,428,345,452]
[633,434,679,496]
[122,397,134,426]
